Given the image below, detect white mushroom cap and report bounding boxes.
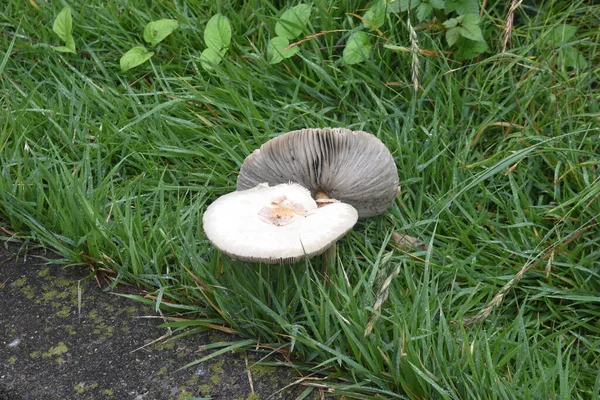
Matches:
[237,128,399,218]
[202,183,358,263]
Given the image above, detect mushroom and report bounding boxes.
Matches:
[202,182,358,263]
[202,128,398,264]
[237,128,399,218]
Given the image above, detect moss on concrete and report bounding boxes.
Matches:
[211,359,225,374]
[42,341,68,358]
[250,364,277,379]
[1,243,327,400]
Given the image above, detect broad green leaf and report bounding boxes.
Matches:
[387,1,400,12]
[143,19,179,47]
[445,14,484,44]
[343,31,371,65]
[559,47,588,70]
[459,13,481,25]
[120,46,154,72]
[267,36,299,64]
[431,0,445,9]
[445,0,478,15]
[443,17,459,29]
[204,14,232,52]
[54,46,76,53]
[445,26,460,47]
[363,0,387,29]
[399,0,421,12]
[52,6,73,42]
[200,47,224,71]
[52,6,76,53]
[458,14,484,42]
[275,4,312,40]
[416,3,433,22]
[546,24,578,46]
[455,37,488,59]
[54,36,76,53]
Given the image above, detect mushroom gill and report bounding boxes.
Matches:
[237,128,399,218]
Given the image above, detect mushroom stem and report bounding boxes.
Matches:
[315,188,339,208]
[314,188,338,273]
[314,188,330,201]
[321,242,337,279]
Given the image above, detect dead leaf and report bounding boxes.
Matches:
[29,0,41,10]
[392,232,427,251]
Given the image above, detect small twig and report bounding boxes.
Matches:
[0,226,18,237]
[348,13,386,39]
[77,280,82,321]
[266,373,327,400]
[285,29,345,50]
[245,354,255,394]
[130,331,172,353]
[130,307,173,353]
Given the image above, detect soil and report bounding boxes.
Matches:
[0,240,328,400]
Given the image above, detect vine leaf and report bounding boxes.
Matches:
[143,19,179,47]
[120,46,154,72]
[343,31,371,65]
[52,6,76,53]
[204,14,232,53]
[267,36,299,64]
[275,4,312,40]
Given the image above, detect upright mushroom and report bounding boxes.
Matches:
[202,128,398,263]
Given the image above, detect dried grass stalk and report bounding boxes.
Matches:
[463,219,596,326]
[502,0,523,54]
[407,14,420,91]
[364,261,403,337]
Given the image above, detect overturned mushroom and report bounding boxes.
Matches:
[202,183,358,263]
[202,128,398,264]
[237,128,399,217]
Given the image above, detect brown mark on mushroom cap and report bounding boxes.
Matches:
[202,183,358,264]
[237,128,399,218]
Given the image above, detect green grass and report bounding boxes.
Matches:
[1,0,599,398]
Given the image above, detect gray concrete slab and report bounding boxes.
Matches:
[0,241,325,400]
